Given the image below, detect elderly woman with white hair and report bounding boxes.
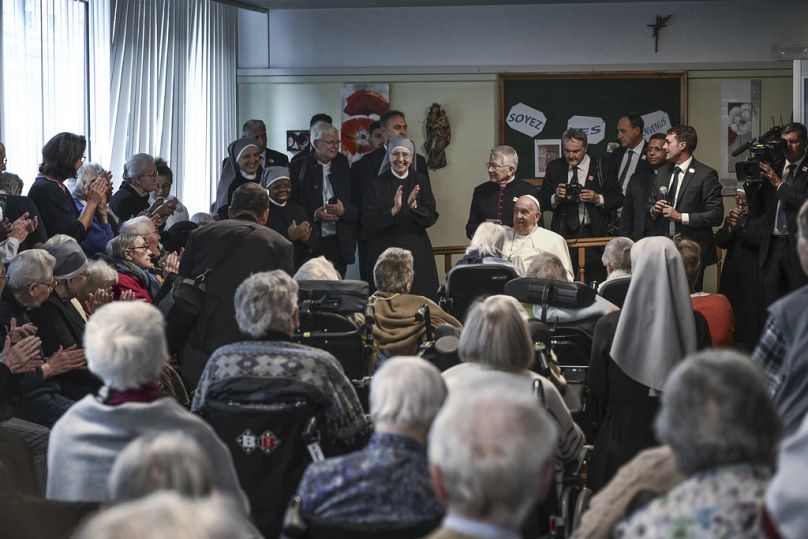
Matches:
[109,153,158,221]
[617,350,779,537]
[106,233,178,303]
[599,237,633,286]
[453,221,522,275]
[442,295,584,475]
[192,270,368,448]
[214,137,261,218]
[296,356,446,527]
[70,162,117,256]
[587,237,712,493]
[46,301,245,506]
[363,137,439,298]
[369,247,460,357]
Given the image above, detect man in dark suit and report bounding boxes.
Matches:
[290,122,357,276]
[538,128,623,283]
[746,122,808,312]
[177,182,293,387]
[465,145,539,239]
[350,109,429,281]
[609,112,652,197]
[243,118,289,168]
[650,125,723,289]
[619,133,667,240]
[424,378,557,539]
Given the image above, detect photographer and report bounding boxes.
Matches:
[538,128,622,284]
[745,122,808,314]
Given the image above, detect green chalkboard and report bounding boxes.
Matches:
[498,72,686,182]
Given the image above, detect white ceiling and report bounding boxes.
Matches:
[221,0,724,12]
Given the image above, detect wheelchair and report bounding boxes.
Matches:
[598,276,631,308]
[195,376,331,538]
[438,263,520,322]
[294,279,376,410]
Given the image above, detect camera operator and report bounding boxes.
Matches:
[746,122,808,315]
[538,128,622,283]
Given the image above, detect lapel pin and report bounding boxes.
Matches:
[587,175,593,182]
[802,166,808,173]
[688,168,695,174]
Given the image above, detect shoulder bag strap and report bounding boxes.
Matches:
[195,224,256,282]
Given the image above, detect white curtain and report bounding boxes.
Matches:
[109,0,237,214]
[1,0,88,188]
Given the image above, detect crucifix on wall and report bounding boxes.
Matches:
[648,15,672,53]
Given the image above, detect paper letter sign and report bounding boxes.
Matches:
[507,103,547,137]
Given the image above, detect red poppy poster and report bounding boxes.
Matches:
[341,83,390,163]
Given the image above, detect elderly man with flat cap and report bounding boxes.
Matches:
[502,195,573,280]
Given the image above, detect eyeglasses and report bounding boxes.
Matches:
[317,139,340,147]
[128,245,150,252]
[35,281,56,290]
[486,162,509,169]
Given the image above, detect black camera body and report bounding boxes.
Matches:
[735,125,787,183]
[566,182,582,202]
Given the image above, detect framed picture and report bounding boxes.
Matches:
[534,139,561,178]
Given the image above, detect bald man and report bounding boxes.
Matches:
[502,195,573,280]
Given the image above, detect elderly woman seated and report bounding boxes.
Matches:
[71,162,117,256]
[442,295,584,476]
[26,236,100,400]
[454,221,522,275]
[192,270,369,449]
[294,256,364,328]
[296,356,446,527]
[46,301,245,506]
[525,252,617,336]
[0,250,86,427]
[105,233,178,303]
[617,350,779,537]
[370,247,460,357]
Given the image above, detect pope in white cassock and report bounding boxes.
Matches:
[503,195,574,281]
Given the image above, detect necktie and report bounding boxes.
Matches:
[775,164,796,234]
[566,166,580,230]
[668,166,682,206]
[496,183,506,221]
[619,150,634,190]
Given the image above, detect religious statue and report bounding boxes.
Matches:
[425,103,451,170]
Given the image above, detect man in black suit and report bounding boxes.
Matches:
[465,145,539,239]
[610,112,652,198]
[619,133,667,240]
[350,110,429,281]
[177,182,293,387]
[243,118,289,168]
[650,125,723,289]
[538,128,623,283]
[290,122,357,276]
[747,122,808,311]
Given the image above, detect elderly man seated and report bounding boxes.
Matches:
[296,356,446,527]
[424,377,558,539]
[370,248,460,357]
[617,350,780,538]
[525,252,617,336]
[503,195,573,279]
[598,237,633,289]
[191,270,369,449]
[46,301,245,506]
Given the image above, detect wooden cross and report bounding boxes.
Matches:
[648,15,672,53]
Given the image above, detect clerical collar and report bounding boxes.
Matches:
[241,171,257,180]
[269,197,287,207]
[494,176,515,186]
[392,169,409,180]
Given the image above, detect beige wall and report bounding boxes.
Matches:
[238,69,793,288]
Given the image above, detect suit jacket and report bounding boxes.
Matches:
[290,154,358,264]
[651,159,723,266]
[465,178,539,239]
[619,167,658,241]
[177,218,294,385]
[744,159,808,267]
[262,147,289,167]
[538,156,623,238]
[609,141,652,192]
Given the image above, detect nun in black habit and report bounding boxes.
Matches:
[362,137,439,299]
[263,166,318,271]
[213,136,261,219]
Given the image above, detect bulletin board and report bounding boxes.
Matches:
[498,72,687,182]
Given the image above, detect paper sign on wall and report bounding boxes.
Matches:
[506,103,547,137]
[566,115,605,144]
[641,110,671,139]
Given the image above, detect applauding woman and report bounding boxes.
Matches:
[362,138,439,298]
